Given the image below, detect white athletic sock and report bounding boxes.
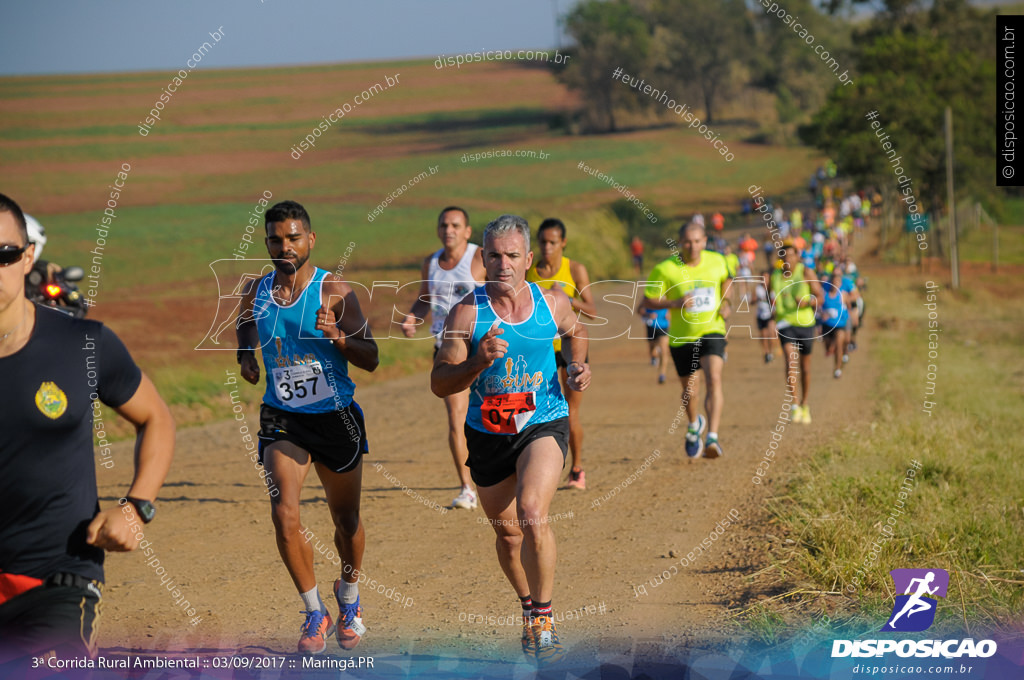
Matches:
[708,432,718,441]
[688,421,700,432]
[300,586,326,613]
[337,579,359,605]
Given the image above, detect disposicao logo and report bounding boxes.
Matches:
[831,568,998,659]
[882,568,948,632]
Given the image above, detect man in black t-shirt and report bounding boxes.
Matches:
[0,194,176,670]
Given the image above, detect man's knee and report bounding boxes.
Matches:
[271,501,302,533]
[517,499,550,530]
[495,529,524,552]
[331,508,361,537]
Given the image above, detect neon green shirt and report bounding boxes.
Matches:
[771,264,816,328]
[646,251,731,345]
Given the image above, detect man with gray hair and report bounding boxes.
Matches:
[431,214,591,668]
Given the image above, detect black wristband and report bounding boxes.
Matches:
[237,348,255,364]
[121,496,156,523]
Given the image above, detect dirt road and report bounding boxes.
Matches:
[94,264,876,676]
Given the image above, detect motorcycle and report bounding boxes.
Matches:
[25,260,88,318]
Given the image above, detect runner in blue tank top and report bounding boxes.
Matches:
[431,214,591,669]
[236,200,378,655]
[822,268,851,379]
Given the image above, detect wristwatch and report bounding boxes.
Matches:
[123,496,156,523]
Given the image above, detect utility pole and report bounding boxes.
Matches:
[945,107,960,290]
[987,204,999,273]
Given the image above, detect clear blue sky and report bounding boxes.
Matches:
[1,0,578,76]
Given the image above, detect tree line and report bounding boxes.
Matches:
[556,0,999,216]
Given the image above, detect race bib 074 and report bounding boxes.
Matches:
[480,392,536,434]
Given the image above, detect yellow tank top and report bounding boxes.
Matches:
[527,257,578,297]
[527,257,577,352]
[771,264,815,328]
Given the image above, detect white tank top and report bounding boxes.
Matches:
[755,283,773,320]
[428,244,481,341]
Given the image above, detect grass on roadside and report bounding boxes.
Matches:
[738,269,1024,644]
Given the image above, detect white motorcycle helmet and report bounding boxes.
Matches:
[25,214,46,264]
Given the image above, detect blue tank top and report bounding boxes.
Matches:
[650,308,669,330]
[466,283,568,434]
[253,267,356,413]
[822,284,849,328]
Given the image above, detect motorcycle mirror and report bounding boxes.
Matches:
[63,266,84,282]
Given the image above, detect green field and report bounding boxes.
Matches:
[3,57,820,427]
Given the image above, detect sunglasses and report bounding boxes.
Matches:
[0,245,27,266]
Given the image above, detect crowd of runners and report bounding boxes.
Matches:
[1,167,872,671]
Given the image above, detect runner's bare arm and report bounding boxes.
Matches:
[431,298,495,397]
[718,274,734,320]
[568,260,598,319]
[644,283,691,310]
[401,257,433,338]
[320,276,379,373]
[549,287,591,392]
[87,372,175,552]
[642,284,684,310]
[236,278,261,385]
[803,269,825,309]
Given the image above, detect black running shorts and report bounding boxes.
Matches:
[464,417,569,487]
[646,324,669,341]
[669,334,727,378]
[258,402,368,473]
[777,325,816,356]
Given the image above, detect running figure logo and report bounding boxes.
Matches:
[882,568,949,632]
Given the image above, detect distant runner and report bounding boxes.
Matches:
[755,271,776,364]
[527,218,597,490]
[711,211,725,234]
[644,221,732,458]
[770,241,824,424]
[630,235,644,277]
[401,206,485,509]
[638,303,670,384]
[821,269,851,379]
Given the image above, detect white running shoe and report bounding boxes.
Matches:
[834,369,842,379]
[450,487,478,510]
